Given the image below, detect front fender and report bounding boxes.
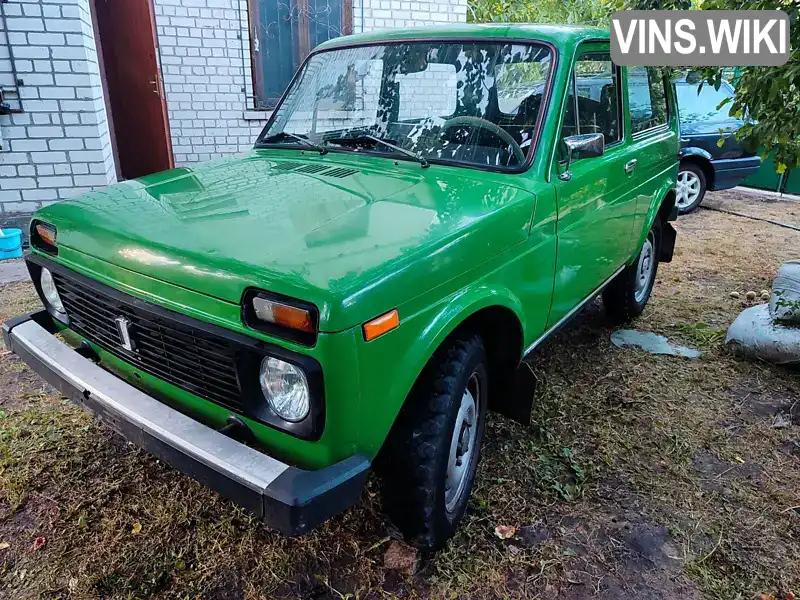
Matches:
[417,285,526,366]
[679,146,713,161]
[353,284,526,458]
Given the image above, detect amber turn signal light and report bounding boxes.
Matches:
[363,309,399,341]
[253,296,315,333]
[31,221,58,255]
[35,223,57,246]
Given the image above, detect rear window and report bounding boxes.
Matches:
[676,82,735,124]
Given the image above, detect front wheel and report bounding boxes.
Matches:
[380,334,488,550]
[676,163,707,214]
[603,219,661,323]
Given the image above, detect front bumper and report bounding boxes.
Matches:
[2,311,369,536]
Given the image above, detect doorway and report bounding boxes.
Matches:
[90,0,173,180]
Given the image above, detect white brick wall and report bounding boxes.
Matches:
[0,0,116,218]
[152,0,265,166]
[354,0,468,32]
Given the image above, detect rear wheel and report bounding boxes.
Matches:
[381,334,488,550]
[676,163,707,214]
[603,218,661,323]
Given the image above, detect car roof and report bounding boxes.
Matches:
[315,24,609,52]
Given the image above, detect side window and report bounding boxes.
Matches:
[675,82,735,124]
[559,52,621,160]
[628,66,668,133]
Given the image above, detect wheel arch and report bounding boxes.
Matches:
[418,291,526,400]
[632,178,678,261]
[381,288,527,444]
[658,188,677,223]
[679,152,715,190]
[445,304,525,411]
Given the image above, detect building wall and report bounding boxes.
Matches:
[151,0,266,166]
[353,0,468,32]
[0,0,116,221]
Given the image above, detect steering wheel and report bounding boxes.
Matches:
[442,116,526,165]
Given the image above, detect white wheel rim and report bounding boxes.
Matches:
[635,231,655,303]
[676,170,701,209]
[445,372,480,513]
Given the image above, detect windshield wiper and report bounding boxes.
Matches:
[326,134,429,168]
[258,131,327,155]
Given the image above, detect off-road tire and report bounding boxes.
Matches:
[380,333,488,551]
[603,218,662,323]
[676,162,707,214]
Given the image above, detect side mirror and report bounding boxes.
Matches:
[559,133,605,181]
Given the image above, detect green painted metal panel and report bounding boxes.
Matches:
[743,152,783,192]
[782,168,800,195]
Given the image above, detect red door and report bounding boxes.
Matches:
[92,0,173,179]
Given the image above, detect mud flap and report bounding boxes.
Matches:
[489,361,537,425]
[660,222,676,263]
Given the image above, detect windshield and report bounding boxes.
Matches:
[676,82,736,124]
[257,41,553,170]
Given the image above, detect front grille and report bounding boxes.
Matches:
[53,272,244,412]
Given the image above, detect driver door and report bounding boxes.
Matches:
[548,46,639,327]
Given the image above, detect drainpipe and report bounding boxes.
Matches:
[0,0,24,114]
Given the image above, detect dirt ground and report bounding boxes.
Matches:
[0,189,798,599]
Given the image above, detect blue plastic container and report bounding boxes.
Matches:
[0,228,23,260]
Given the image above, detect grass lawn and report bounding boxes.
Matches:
[1,190,798,599]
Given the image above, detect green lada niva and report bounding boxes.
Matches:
[4,24,678,550]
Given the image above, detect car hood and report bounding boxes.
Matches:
[38,150,535,331]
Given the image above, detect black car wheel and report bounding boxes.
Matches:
[676,163,707,214]
[603,218,662,323]
[380,333,488,550]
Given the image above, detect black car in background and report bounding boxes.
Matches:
[675,79,761,214]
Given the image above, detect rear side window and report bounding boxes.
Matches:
[628,66,668,133]
[559,52,622,159]
[676,82,735,124]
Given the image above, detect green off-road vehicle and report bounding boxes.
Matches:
[4,24,678,550]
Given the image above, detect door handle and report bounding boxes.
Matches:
[624,159,638,174]
[149,78,162,97]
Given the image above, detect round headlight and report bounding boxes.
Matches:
[259,357,310,423]
[40,268,65,316]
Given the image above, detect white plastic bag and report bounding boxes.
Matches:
[726,304,800,365]
[770,260,800,325]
